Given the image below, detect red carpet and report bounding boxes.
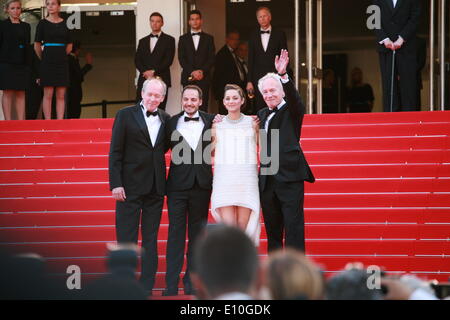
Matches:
[0,111,449,296]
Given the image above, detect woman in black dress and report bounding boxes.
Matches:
[34,0,72,119]
[0,0,30,120]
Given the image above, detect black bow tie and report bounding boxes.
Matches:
[260,30,270,34]
[150,34,159,38]
[184,116,200,122]
[268,108,278,115]
[146,110,158,117]
[191,32,201,36]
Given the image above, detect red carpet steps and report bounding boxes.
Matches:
[0,111,449,295]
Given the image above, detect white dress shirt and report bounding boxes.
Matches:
[264,76,289,132]
[141,103,161,147]
[260,26,272,52]
[191,30,202,51]
[149,31,161,53]
[176,111,204,150]
[392,0,398,7]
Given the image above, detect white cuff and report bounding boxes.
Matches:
[280,75,289,84]
[409,288,439,300]
[379,37,390,45]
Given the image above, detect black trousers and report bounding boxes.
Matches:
[379,49,419,112]
[66,85,82,119]
[260,175,305,253]
[165,182,211,291]
[115,186,164,291]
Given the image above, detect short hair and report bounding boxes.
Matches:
[4,0,21,14]
[257,72,283,94]
[182,84,203,100]
[189,9,202,19]
[256,6,271,15]
[226,30,240,38]
[326,268,383,300]
[224,84,246,109]
[193,225,259,297]
[45,0,61,6]
[266,249,324,300]
[149,12,163,21]
[142,78,167,97]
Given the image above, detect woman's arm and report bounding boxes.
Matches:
[34,42,42,60]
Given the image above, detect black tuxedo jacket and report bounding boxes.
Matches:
[248,27,291,84]
[257,78,315,191]
[135,32,175,88]
[178,32,215,86]
[373,0,421,53]
[109,104,171,196]
[165,111,215,192]
[212,45,246,101]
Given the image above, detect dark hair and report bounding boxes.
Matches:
[193,225,258,297]
[182,85,203,100]
[326,268,383,300]
[189,9,202,19]
[149,12,163,22]
[226,30,240,37]
[256,6,271,15]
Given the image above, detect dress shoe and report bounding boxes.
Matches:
[162,289,178,296]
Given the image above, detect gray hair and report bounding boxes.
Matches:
[142,77,167,96]
[4,0,21,14]
[257,72,283,94]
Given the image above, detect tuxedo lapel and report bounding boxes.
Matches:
[260,108,270,129]
[268,103,288,130]
[153,108,167,147]
[131,105,152,146]
[386,0,394,11]
[392,0,404,15]
[151,32,165,55]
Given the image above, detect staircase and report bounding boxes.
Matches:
[0,111,449,295]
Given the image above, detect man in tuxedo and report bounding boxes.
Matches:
[178,10,215,112]
[373,0,421,112]
[109,78,171,294]
[247,6,291,112]
[67,41,93,119]
[212,31,247,114]
[257,50,315,253]
[135,12,175,110]
[163,85,215,296]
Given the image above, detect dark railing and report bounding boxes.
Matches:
[81,100,135,118]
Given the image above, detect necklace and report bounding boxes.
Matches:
[225,113,244,124]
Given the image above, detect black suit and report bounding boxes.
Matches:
[373,0,421,111]
[109,104,171,291]
[248,27,291,111]
[67,54,92,119]
[212,45,247,114]
[135,32,175,109]
[164,111,215,293]
[178,32,215,111]
[257,78,314,253]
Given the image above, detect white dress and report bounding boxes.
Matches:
[211,114,261,246]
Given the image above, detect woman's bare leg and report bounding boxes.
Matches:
[2,90,13,120]
[236,206,252,231]
[15,90,26,120]
[55,86,66,119]
[42,86,54,120]
[217,206,237,226]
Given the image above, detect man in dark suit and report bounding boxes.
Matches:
[257,50,315,253]
[373,0,421,112]
[135,12,175,110]
[212,31,247,114]
[178,10,215,112]
[247,6,291,112]
[67,41,93,119]
[163,85,215,296]
[109,78,171,294]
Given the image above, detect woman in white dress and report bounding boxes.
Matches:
[211,84,261,245]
